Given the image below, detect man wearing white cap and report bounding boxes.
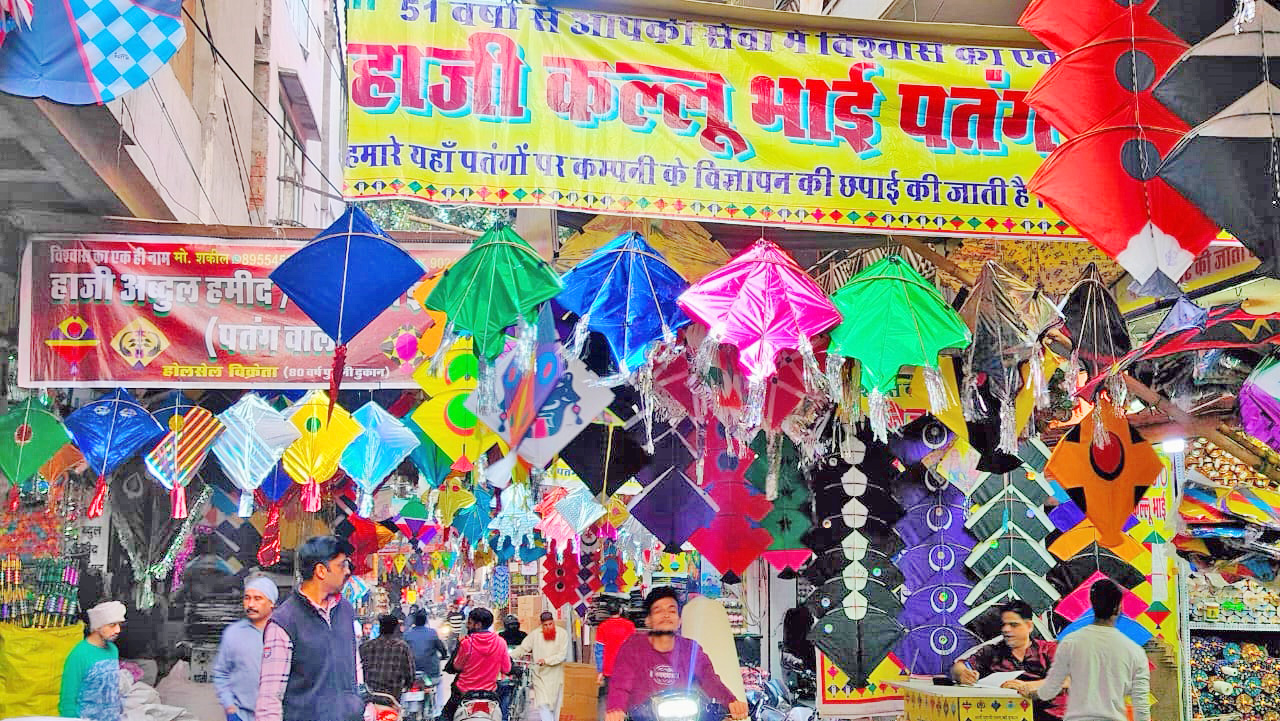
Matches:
[59,600,126,721]
[214,576,279,721]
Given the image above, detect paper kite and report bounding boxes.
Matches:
[451,483,493,546]
[1045,397,1162,549]
[64,389,165,518]
[808,607,904,689]
[270,206,425,409]
[627,468,717,551]
[0,399,68,491]
[390,496,437,544]
[436,475,476,527]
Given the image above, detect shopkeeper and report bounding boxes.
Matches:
[950,600,1067,721]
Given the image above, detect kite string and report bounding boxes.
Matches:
[1126,2,1157,247]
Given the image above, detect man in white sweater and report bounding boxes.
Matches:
[1022,579,1150,721]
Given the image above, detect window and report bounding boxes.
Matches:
[277,99,305,225]
[285,0,310,56]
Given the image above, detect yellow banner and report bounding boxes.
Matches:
[344,0,1069,235]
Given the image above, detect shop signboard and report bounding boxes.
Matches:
[345,0,1067,237]
[19,234,467,388]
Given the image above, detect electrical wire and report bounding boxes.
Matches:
[119,98,203,221]
[181,4,345,199]
[147,83,226,224]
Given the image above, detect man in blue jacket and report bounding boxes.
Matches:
[213,576,278,721]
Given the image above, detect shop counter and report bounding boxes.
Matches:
[890,679,1033,721]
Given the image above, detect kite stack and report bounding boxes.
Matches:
[1018,0,1215,293]
[802,427,906,690]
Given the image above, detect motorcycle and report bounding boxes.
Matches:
[368,691,403,721]
[626,690,728,721]
[401,673,436,721]
[455,689,502,721]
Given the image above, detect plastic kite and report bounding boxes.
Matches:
[64,389,164,518]
[677,238,841,428]
[627,468,717,551]
[808,607,904,688]
[424,224,563,412]
[145,393,224,519]
[1242,355,1280,448]
[211,394,301,517]
[490,482,540,551]
[341,402,419,517]
[0,399,67,507]
[557,230,692,378]
[282,391,362,512]
[0,0,183,104]
[1045,397,1163,549]
[270,206,425,410]
[957,261,1062,452]
[1019,0,1148,54]
[827,256,970,440]
[254,463,296,565]
[436,475,476,527]
[1057,263,1133,392]
[451,484,493,546]
[554,215,731,282]
[390,496,437,544]
[412,338,508,469]
[404,416,453,488]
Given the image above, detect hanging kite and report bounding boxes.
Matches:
[1045,397,1163,549]
[254,463,295,566]
[808,607,905,689]
[424,224,563,413]
[557,230,692,379]
[451,484,493,546]
[827,255,970,439]
[957,261,1062,452]
[1160,84,1280,277]
[490,481,540,552]
[1019,0,1149,54]
[64,389,164,518]
[1058,263,1134,389]
[211,394,301,517]
[0,399,67,502]
[436,475,476,527]
[390,496,437,544]
[282,391,362,512]
[145,393,224,519]
[412,338,508,471]
[628,468,717,551]
[677,238,841,430]
[0,0,183,104]
[340,402,419,517]
[270,206,425,410]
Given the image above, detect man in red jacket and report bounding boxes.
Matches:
[442,608,512,721]
[596,601,636,719]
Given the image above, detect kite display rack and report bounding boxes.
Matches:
[1187,621,1280,633]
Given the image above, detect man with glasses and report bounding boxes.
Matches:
[256,536,368,721]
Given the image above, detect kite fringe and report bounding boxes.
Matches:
[427,322,459,376]
[766,430,783,501]
[999,399,1018,454]
[258,503,283,566]
[87,474,108,519]
[1029,343,1049,410]
[825,356,845,412]
[923,364,951,413]
[475,354,502,417]
[301,481,322,513]
[797,335,827,400]
[741,377,767,435]
[868,388,890,443]
[171,484,188,520]
[568,312,591,360]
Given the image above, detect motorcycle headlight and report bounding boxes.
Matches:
[655,697,700,721]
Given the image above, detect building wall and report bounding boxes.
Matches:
[822,0,897,19]
[104,0,344,228]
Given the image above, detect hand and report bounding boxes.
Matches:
[597,673,605,685]
[1000,680,1025,692]
[225,708,239,716]
[606,710,626,721]
[536,659,545,666]
[728,701,748,720]
[1018,685,1038,699]
[955,667,979,685]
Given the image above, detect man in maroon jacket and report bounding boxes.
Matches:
[605,588,748,721]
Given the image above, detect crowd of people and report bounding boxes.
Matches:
[53,535,1152,721]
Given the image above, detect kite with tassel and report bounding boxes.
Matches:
[211,394,301,517]
[64,389,164,518]
[145,392,224,519]
[282,390,362,512]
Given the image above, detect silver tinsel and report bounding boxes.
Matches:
[867,387,890,443]
[923,364,952,413]
[427,321,459,376]
[567,312,592,359]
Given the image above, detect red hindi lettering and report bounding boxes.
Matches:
[614,63,749,158]
[750,62,882,154]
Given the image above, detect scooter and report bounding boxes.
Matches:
[455,689,503,721]
[369,691,403,721]
[401,673,436,721]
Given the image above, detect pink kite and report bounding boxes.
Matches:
[677,239,841,427]
[1055,571,1148,621]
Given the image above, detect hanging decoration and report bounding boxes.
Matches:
[627,468,717,551]
[144,394,224,519]
[211,394,302,517]
[424,224,563,414]
[490,481,540,552]
[282,391,362,512]
[412,338,507,469]
[452,483,493,546]
[64,389,164,518]
[827,256,971,440]
[0,399,67,506]
[270,206,425,410]
[1045,397,1163,549]
[1241,354,1280,448]
[957,262,1062,453]
[255,463,295,566]
[1057,263,1134,392]
[557,230,691,405]
[677,238,841,431]
[340,402,419,516]
[390,496,437,544]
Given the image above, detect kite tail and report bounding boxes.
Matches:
[766,430,783,501]
[238,491,255,518]
[301,480,322,512]
[171,484,189,519]
[924,364,952,413]
[328,343,348,420]
[867,387,890,443]
[87,474,108,519]
[6,485,18,512]
[797,335,827,400]
[258,503,283,566]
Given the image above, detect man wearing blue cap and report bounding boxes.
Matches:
[214,575,279,721]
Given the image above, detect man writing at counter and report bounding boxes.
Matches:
[951,600,1066,721]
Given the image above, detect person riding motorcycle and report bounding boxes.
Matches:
[604,587,748,721]
[441,608,511,721]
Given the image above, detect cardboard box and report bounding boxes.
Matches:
[560,662,600,721]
